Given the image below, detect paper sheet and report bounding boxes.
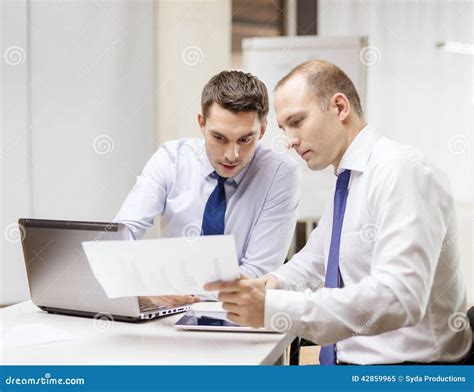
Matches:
[1,323,79,349]
[82,235,240,298]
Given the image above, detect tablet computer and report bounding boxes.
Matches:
[174,310,277,333]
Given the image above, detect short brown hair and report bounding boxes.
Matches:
[275,60,364,118]
[201,70,269,120]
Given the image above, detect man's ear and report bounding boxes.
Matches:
[331,93,350,122]
[258,119,267,140]
[197,113,206,135]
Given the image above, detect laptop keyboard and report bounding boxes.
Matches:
[138,298,167,313]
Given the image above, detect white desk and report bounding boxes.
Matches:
[0,301,294,365]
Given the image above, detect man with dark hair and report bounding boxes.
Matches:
[207,60,472,365]
[114,70,300,307]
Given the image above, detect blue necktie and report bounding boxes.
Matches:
[319,169,351,366]
[201,173,227,235]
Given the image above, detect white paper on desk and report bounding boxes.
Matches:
[82,235,240,298]
[1,323,79,349]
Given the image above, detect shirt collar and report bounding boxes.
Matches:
[201,145,215,178]
[336,125,380,175]
[200,141,259,186]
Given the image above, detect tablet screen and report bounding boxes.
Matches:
[175,310,241,328]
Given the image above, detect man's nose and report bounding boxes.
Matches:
[224,143,240,161]
[288,134,300,149]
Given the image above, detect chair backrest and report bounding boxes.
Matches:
[465,306,474,365]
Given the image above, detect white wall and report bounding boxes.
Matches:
[318,0,473,303]
[30,0,155,222]
[1,0,31,305]
[1,0,155,305]
[318,0,473,202]
[155,0,231,145]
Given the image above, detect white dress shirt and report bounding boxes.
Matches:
[114,138,300,278]
[265,126,472,364]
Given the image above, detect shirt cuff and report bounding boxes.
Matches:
[264,289,306,334]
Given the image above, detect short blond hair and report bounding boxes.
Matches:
[275,60,364,118]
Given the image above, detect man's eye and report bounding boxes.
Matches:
[239,137,253,144]
[213,135,225,142]
[291,119,302,128]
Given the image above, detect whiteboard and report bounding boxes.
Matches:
[243,35,368,220]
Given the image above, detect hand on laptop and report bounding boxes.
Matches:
[140,295,200,308]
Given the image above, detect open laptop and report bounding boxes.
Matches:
[18,218,191,322]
